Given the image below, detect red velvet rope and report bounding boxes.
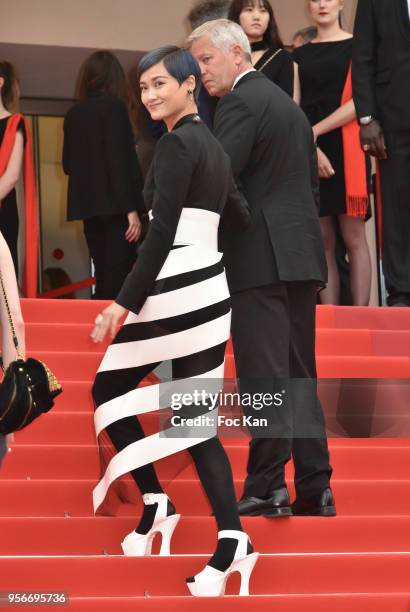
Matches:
[39,277,95,299]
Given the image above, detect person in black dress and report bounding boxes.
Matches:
[294,0,371,306]
[63,51,145,300]
[228,0,295,98]
[90,46,258,597]
[0,62,24,275]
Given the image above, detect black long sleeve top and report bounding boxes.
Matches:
[116,114,250,314]
[63,94,145,221]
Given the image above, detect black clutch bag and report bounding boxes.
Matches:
[0,270,63,435]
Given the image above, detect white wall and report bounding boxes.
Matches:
[1,0,358,50]
[1,0,193,51]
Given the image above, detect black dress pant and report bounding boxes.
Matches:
[378,130,410,303]
[83,214,137,300]
[231,281,332,501]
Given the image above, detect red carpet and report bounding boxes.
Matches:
[1,299,410,609]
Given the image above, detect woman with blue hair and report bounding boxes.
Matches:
[91,46,258,597]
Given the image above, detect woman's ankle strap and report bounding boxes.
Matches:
[143,493,167,505]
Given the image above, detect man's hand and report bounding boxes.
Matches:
[317,147,335,179]
[125,211,142,243]
[91,302,127,343]
[360,120,387,160]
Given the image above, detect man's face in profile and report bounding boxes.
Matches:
[190,36,239,97]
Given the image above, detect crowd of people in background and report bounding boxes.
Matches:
[1,0,409,309]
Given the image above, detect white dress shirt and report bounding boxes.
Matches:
[408,0,410,19]
[232,68,256,90]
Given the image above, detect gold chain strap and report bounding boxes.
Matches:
[257,48,282,73]
[0,269,23,367]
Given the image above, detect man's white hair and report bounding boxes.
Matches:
[186,18,252,61]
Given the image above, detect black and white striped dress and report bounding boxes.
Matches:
[91,114,250,514]
[93,208,231,512]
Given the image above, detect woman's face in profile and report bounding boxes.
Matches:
[139,61,192,123]
[239,1,270,41]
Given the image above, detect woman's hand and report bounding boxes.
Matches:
[91,302,127,343]
[317,147,335,179]
[125,211,142,243]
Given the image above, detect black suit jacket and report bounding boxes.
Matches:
[214,71,327,293]
[116,116,250,314]
[63,94,145,221]
[352,0,410,131]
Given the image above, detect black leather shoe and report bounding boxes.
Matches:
[291,488,336,517]
[238,487,292,518]
[262,487,292,518]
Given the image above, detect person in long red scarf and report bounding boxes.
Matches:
[0,61,38,298]
[293,0,372,307]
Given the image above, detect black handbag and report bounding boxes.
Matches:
[0,270,62,435]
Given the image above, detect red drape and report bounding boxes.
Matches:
[0,113,38,297]
[341,64,369,219]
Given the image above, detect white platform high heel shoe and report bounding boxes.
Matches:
[121,493,180,556]
[186,530,259,597]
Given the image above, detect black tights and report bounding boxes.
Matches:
[92,347,242,535]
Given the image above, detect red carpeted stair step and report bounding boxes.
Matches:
[24,351,410,380]
[371,330,410,357]
[53,382,94,412]
[25,323,111,353]
[1,479,409,518]
[3,444,410,480]
[334,306,410,330]
[22,299,337,327]
[1,516,410,556]
[21,300,410,330]
[1,554,410,596]
[30,324,408,357]
[38,594,410,612]
[21,299,111,324]
[12,407,410,446]
[316,355,410,378]
[55,379,410,416]
[315,329,372,355]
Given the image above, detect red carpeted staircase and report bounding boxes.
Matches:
[1,300,410,610]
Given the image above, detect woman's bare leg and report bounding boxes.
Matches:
[338,215,371,306]
[0,231,25,369]
[319,217,340,304]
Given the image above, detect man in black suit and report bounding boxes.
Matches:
[352,0,410,307]
[188,20,335,517]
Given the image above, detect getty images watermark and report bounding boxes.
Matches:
[169,388,286,429]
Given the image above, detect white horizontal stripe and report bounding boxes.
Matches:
[156,246,222,280]
[174,219,218,250]
[93,432,215,513]
[98,311,230,373]
[94,362,225,437]
[149,207,219,227]
[124,271,230,325]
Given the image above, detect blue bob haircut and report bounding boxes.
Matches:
[138,45,202,103]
